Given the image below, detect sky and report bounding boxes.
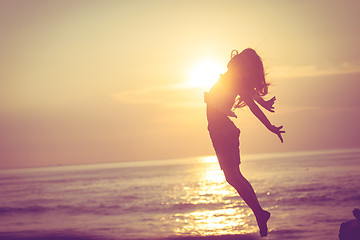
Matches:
[1,0,360,169]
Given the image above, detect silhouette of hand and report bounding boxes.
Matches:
[270,125,285,143]
[264,97,276,112]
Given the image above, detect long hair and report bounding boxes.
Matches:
[227,48,269,108]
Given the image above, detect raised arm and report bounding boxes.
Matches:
[253,93,276,113]
[244,97,285,143]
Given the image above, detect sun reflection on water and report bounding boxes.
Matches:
[173,208,257,236]
[171,159,258,236]
[200,156,218,163]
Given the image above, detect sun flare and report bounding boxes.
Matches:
[187,59,224,90]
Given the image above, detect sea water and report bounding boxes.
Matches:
[1,149,360,240]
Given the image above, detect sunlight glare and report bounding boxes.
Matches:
[201,156,218,163]
[187,59,224,90]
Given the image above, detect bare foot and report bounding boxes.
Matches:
[255,210,271,237]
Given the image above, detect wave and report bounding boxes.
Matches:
[0,205,107,216]
[0,201,227,217]
[0,206,49,215]
[162,202,225,213]
[275,195,335,206]
[0,230,259,240]
[0,230,110,240]
[165,234,259,240]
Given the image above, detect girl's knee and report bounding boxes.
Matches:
[225,173,242,187]
[224,170,243,187]
[225,174,236,186]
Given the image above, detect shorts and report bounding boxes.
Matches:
[208,119,241,170]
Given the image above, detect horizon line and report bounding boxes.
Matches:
[1,147,359,172]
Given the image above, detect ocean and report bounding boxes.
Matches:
[1,149,359,240]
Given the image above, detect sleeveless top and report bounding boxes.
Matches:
[204,74,239,135]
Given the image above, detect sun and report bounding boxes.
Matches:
[187,59,224,90]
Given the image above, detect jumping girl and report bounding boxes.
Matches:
[204,48,285,237]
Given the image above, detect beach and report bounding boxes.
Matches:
[1,149,359,240]
[0,231,260,240]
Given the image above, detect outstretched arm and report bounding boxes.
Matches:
[245,97,285,143]
[253,93,276,113]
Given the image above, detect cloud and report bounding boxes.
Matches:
[271,62,360,80]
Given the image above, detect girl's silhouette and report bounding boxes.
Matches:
[204,48,285,237]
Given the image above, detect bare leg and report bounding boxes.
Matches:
[223,166,270,237]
